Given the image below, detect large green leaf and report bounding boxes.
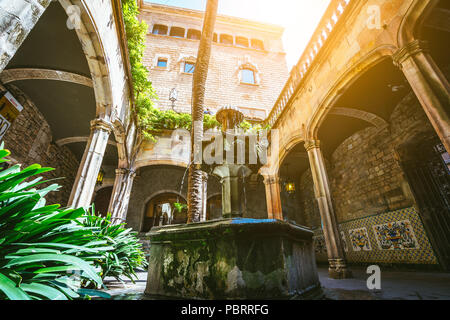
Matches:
[0,273,30,300]
[5,254,102,286]
[20,282,67,300]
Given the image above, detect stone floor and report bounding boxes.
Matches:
[319,266,450,300]
[102,266,450,300]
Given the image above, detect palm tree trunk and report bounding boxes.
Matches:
[187,0,218,223]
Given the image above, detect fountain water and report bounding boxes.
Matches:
[145,106,322,299]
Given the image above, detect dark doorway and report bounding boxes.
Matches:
[399,137,450,270]
[93,186,113,217]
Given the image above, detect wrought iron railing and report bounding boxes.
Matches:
[265,0,352,127]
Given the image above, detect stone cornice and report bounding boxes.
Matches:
[139,1,284,36]
[392,40,429,67]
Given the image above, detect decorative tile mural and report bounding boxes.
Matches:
[313,207,438,265]
[373,220,419,250]
[348,227,372,251]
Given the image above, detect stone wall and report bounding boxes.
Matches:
[1,84,80,205]
[299,170,321,228]
[0,0,50,72]
[126,165,222,231]
[329,92,435,223]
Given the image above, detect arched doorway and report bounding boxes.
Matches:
[141,193,187,232]
[207,194,222,220]
[93,186,113,217]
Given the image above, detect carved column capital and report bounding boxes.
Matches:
[263,175,280,185]
[90,118,113,133]
[304,139,321,152]
[392,40,429,68]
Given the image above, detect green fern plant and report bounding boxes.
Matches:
[0,147,110,300]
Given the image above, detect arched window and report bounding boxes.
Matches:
[251,39,264,50]
[238,61,260,85]
[152,24,168,35]
[236,36,249,48]
[220,34,233,45]
[241,68,255,84]
[170,26,185,38]
[141,193,187,232]
[187,29,201,40]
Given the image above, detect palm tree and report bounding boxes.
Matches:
[187,0,219,223]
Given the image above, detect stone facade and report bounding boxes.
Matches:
[138,2,288,118]
[1,84,79,205]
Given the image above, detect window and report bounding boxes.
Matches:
[157,58,168,68]
[187,29,201,40]
[170,27,185,38]
[184,62,195,74]
[236,36,249,48]
[220,34,233,45]
[241,68,255,84]
[251,39,264,50]
[152,24,168,35]
[213,33,218,42]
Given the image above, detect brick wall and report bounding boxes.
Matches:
[138,8,289,118]
[1,84,80,205]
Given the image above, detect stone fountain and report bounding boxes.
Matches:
[145,107,321,299]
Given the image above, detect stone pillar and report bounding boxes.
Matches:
[393,40,450,152]
[213,164,251,218]
[305,140,351,279]
[109,168,136,224]
[263,175,283,220]
[68,118,113,209]
[201,171,208,222]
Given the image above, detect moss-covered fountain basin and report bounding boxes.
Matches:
[145,218,322,299]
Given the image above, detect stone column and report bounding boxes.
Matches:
[393,40,450,152]
[263,175,283,220]
[305,140,351,279]
[109,168,136,224]
[201,171,208,222]
[68,118,113,209]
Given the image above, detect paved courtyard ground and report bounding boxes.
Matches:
[102,267,450,300]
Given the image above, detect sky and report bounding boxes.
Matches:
[145,0,331,69]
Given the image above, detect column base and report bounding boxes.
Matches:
[328,259,352,279]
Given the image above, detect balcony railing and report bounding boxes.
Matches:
[265,0,352,127]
